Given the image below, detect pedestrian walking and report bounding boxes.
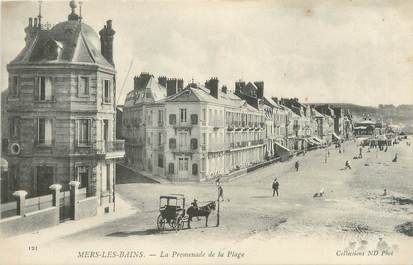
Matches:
[359,147,363,158]
[272,178,279,197]
[218,185,224,201]
[344,160,352,170]
[215,176,221,186]
[295,160,300,171]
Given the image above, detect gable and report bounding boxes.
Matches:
[168,89,201,102]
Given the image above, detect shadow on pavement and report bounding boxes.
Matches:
[106,225,220,237]
[106,229,160,237]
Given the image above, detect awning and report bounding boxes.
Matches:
[274,141,291,153]
[332,133,341,140]
[308,138,320,145]
[311,136,322,143]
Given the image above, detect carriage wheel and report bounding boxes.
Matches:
[157,214,165,231]
[178,217,185,230]
[175,217,183,231]
[170,218,178,230]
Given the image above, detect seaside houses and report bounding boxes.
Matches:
[123,74,266,182]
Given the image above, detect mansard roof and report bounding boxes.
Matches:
[124,75,167,107]
[166,83,260,113]
[9,21,113,69]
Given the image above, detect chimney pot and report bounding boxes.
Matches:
[34,18,38,27]
[29,17,33,27]
[206,77,219,99]
[167,78,178,97]
[158,76,167,87]
[254,81,264,99]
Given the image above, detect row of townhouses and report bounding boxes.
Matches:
[121,73,355,182]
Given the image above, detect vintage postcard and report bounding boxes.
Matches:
[0,0,412,264]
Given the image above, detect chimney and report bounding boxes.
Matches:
[34,18,38,28]
[177,79,184,92]
[235,81,245,95]
[158,76,167,87]
[24,18,37,46]
[167,78,178,97]
[221,85,227,94]
[134,72,152,90]
[254,81,264,99]
[205,77,219,99]
[99,20,116,66]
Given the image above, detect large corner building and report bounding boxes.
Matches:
[4,1,124,210]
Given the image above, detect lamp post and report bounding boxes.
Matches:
[216,186,220,227]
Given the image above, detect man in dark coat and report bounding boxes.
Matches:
[272,178,279,197]
[295,161,300,171]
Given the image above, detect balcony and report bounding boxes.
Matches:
[173,122,193,134]
[153,144,165,151]
[207,144,226,153]
[227,139,264,150]
[96,140,125,159]
[211,121,224,130]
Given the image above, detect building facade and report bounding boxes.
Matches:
[123,75,266,182]
[4,2,124,210]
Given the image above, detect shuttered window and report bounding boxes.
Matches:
[190,114,198,125]
[77,119,91,146]
[37,76,53,101]
[169,114,176,125]
[169,138,176,149]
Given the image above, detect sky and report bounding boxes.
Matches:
[1,0,413,106]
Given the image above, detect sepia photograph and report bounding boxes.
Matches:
[0,0,412,264]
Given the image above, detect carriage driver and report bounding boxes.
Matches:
[191,199,200,220]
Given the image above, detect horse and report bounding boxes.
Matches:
[186,201,216,228]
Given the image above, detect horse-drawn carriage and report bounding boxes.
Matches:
[157,194,187,231]
[156,194,216,231]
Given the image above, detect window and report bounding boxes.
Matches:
[180,108,187,122]
[10,118,19,139]
[36,166,54,196]
[158,154,164,168]
[10,76,19,98]
[106,164,111,191]
[103,80,111,103]
[168,163,174,174]
[178,158,189,171]
[37,118,53,145]
[202,109,206,121]
[190,138,198,150]
[169,114,176,125]
[103,120,109,141]
[101,164,108,192]
[190,114,198,125]
[79,76,89,96]
[169,138,176,149]
[158,110,164,126]
[201,158,206,172]
[77,119,91,146]
[192,164,198,175]
[76,165,89,189]
[202,133,206,145]
[179,133,187,150]
[158,132,163,145]
[37,76,53,101]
